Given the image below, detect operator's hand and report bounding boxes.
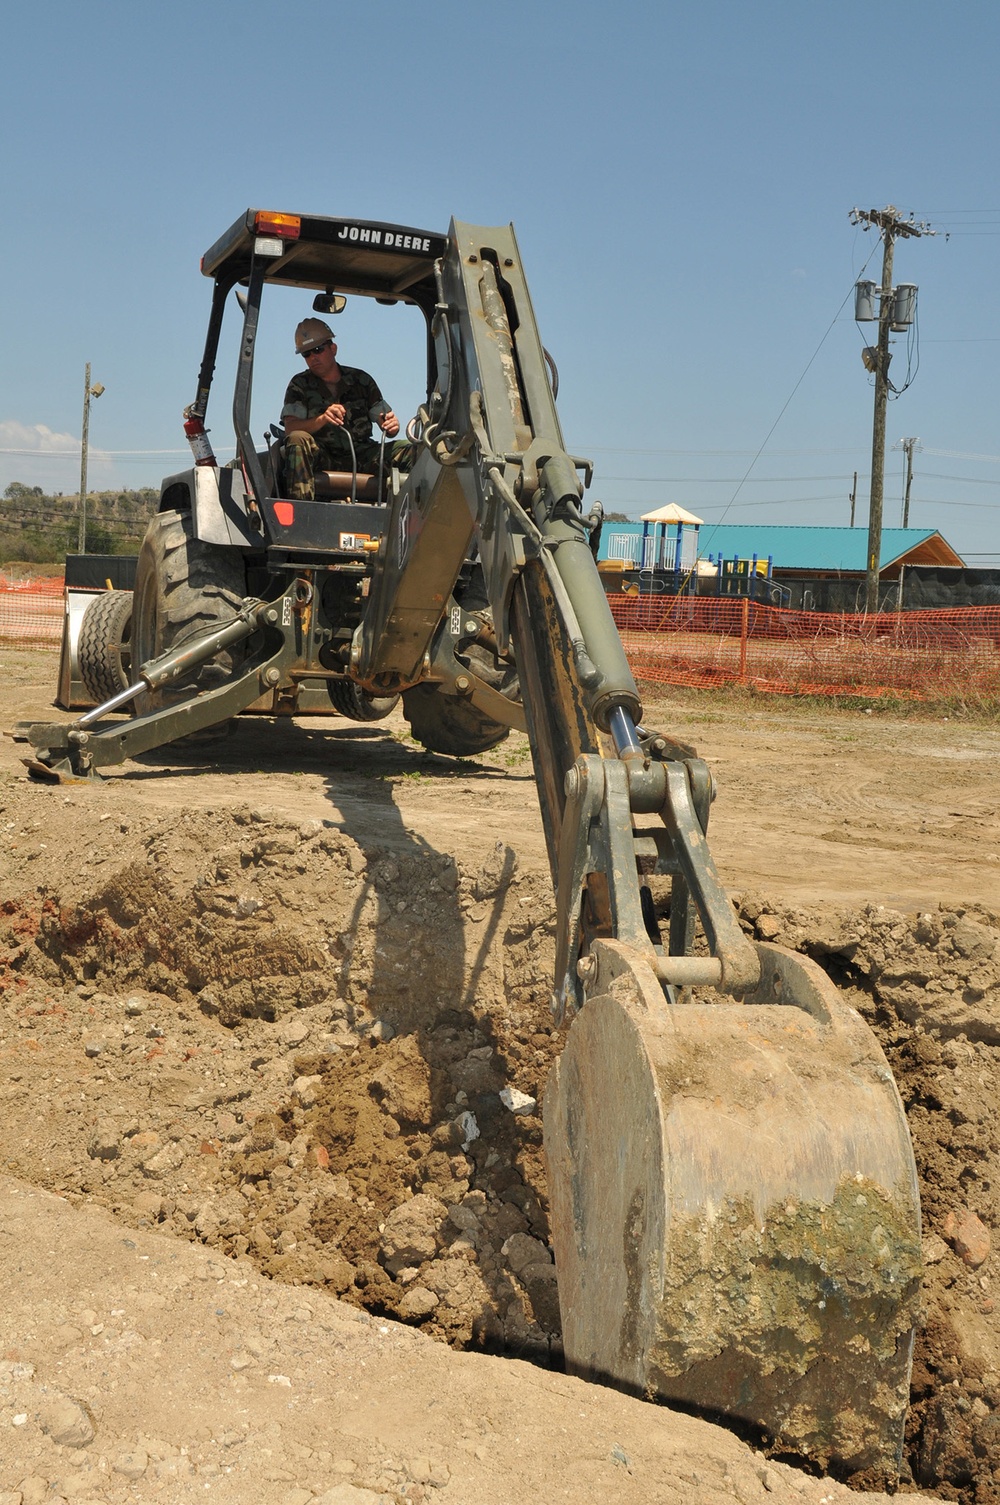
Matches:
[377,409,400,439]
[320,402,347,427]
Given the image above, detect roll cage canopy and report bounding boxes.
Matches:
[193,209,450,504]
[201,208,449,303]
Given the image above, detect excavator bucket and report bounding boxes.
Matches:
[544,938,922,1480]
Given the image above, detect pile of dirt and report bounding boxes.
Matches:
[0,802,564,1366]
[2,795,999,1501]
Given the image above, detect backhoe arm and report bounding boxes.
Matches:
[355,220,760,1009]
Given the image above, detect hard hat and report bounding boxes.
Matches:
[295,318,335,354]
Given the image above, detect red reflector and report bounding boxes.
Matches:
[254,211,301,239]
[273,501,294,526]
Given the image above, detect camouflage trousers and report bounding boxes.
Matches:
[283,430,384,501]
[284,433,385,502]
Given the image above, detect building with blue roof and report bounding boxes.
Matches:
[599,519,964,577]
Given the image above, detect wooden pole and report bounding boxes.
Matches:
[79,362,91,555]
[902,438,916,527]
[865,232,894,614]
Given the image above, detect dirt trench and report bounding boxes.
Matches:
[1,797,999,1502]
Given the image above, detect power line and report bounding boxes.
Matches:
[690,496,859,509]
[920,471,1000,486]
[584,446,864,457]
[895,497,1000,510]
[923,447,1000,463]
[598,473,853,484]
[0,447,188,458]
[692,496,997,512]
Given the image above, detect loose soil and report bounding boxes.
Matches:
[1,645,998,1504]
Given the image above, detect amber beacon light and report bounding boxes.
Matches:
[254,211,301,239]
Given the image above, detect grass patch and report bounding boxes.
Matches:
[635,678,1000,725]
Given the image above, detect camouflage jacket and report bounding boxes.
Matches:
[281,366,386,460]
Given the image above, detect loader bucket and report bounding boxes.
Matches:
[544,940,921,1481]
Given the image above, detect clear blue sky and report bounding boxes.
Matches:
[3,0,999,563]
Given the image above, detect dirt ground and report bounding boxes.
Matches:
[1,643,998,1504]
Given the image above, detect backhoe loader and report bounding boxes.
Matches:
[18,209,922,1480]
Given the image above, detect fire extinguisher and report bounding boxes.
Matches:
[183,411,217,467]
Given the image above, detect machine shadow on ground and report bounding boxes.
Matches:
[127,713,559,1361]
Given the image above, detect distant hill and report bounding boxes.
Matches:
[0,482,158,563]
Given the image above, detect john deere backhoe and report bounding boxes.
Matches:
[19,209,922,1480]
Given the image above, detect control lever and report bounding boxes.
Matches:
[369,400,392,501]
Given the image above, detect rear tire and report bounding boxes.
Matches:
[403,636,518,757]
[78,590,133,704]
[402,682,510,756]
[131,510,248,724]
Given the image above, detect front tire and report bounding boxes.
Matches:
[78,590,133,704]
[131,510,248,723]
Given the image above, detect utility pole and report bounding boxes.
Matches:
[849,470,857,528]
[850,206,931,613]
[865,218,894,613]
[897,436,920,527]
[78,363,105,554]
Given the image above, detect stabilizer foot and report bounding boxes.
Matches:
[22,757,104,784]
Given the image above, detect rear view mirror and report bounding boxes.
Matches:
[313,291,347,315]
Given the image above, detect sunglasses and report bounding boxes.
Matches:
[304,340,333,358]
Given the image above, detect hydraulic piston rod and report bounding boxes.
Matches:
[609,704,642,758]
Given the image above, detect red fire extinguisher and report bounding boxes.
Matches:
[183,412,217,467]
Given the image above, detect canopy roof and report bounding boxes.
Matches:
[200,208,448,300]
[640,503,704,525]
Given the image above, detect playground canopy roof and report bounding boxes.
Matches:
[639,504,704,526]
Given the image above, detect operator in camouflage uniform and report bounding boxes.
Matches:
[281,319,400,500]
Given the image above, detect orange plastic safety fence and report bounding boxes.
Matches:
[0,579,65,646]
[609,596,1000,701]
[3,582,999,701]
